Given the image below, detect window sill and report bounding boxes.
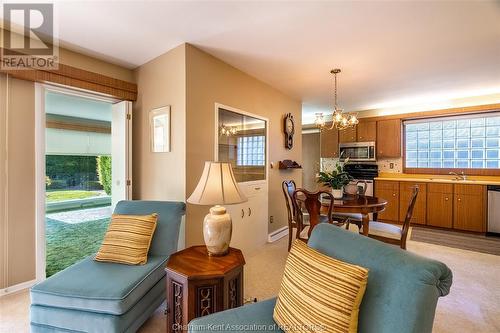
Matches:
[403,167,500,176]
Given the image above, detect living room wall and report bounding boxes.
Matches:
[132,43,302,249]
[0,75,36,290]
[185,44,302,247]
[132,44,186,202]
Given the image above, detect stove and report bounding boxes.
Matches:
[344,163,379,196]
[344,163,379,180]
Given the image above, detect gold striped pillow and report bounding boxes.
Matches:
[273,240,369,333]
[94,213,158,265]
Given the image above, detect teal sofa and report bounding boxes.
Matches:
[189,223,453,333]
[30,200,186,333]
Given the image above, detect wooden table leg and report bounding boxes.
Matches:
[361,213,369,236]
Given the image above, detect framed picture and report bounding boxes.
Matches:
[149,106,171,152]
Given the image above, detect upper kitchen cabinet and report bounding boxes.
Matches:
[357,121,377,142]
[338,126,357,143]
[320,124,339,158]
[377,119,402,158]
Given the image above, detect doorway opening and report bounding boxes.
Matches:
[37,86,131,278]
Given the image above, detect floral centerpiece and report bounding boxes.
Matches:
[317,158,353,199]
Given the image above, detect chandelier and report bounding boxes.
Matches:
[315,69,359,131]
[220,124,237,136]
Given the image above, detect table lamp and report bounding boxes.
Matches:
[187,161,247,256]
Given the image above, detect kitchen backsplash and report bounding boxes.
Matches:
[378,158,403,173]
[320,158,340,172]
[320,157,403,174]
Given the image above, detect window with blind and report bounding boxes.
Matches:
[404,113,500,169]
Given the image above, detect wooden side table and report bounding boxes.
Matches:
[165,246,245,333]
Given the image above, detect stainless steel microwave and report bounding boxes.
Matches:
[339,142,376,162]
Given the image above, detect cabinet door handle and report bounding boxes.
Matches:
[392,193,396,197]
[445,197,449,201]
[241,209,245,218]
[457,198,461,202]
[248,208,252,216]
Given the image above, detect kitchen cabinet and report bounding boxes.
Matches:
[357,121,377,142]
[427,183,453,228]
[376,119,401,158]
[399,182,427,225]
[375,180,399,221]
[339,126,357,143]
[453,184,486,232]
[375,179,488,233]
[320,124,339,158]
[332,120,375,147]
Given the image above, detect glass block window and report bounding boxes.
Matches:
[404,113,500,169]
[237,136,265,166]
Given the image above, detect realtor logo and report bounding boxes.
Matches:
[1,3,59,69]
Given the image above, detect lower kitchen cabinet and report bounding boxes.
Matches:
[426,183,453,228]
[453,184,486,232]
[399,182,427,225]
[375,180,399,221]
[375,180,487,233]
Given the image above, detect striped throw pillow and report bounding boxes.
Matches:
[94,213,158,265]
[273,240,369,333]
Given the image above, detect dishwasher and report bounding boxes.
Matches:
[487,185,500,236]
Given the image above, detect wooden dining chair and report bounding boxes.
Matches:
[292,189,344,238]
[334,180,371,229]
[282,180,305,251]
[366,186,419,250]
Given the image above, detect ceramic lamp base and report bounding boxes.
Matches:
[203,205,232,256]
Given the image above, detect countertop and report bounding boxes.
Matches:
[375,173,500,186]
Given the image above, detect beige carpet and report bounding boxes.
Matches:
[1,230,500,333]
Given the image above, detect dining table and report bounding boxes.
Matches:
[319,195,388,236]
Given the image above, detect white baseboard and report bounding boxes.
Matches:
[268,226,289,243]
[0,279,36,297]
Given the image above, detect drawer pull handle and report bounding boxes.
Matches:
[241,209,245,218]
[254,187,261,190]
[248,208,252,216]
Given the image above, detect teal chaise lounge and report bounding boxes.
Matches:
[189,223,453,333]
[30,200,186,333]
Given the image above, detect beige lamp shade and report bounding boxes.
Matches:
[187,162,248,205]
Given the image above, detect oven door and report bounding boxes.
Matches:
[339,142,376,161]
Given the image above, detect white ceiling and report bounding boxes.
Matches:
[5,1,500,122]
